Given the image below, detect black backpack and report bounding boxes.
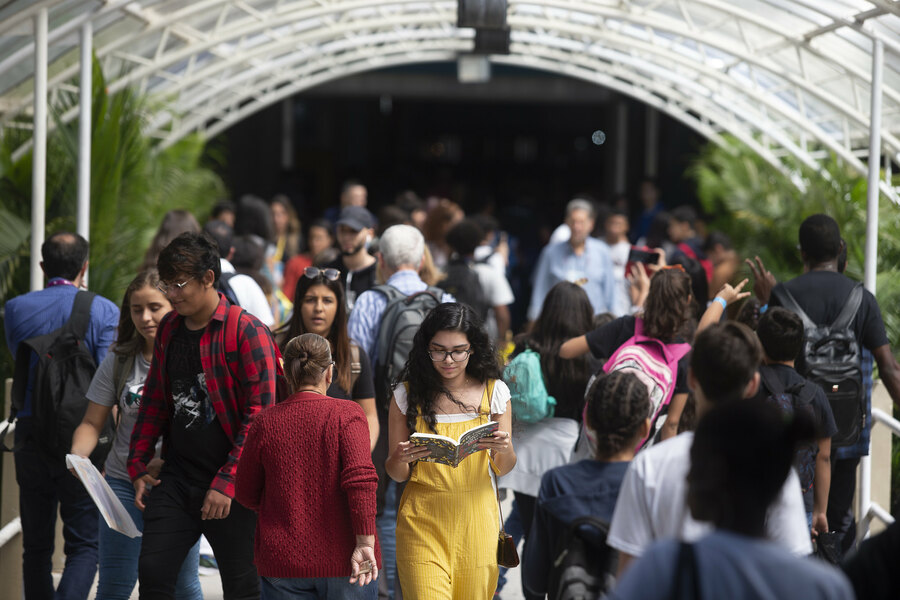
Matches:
[548,516,618,600]
[441,257,490,321]
[218,272,241,306]
[773,283,865,448]
[373,284,443,408]
[3,291,114,466]
[758,365,819,493]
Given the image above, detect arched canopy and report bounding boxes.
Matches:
[0,0,899,198]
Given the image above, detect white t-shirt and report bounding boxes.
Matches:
[607,432,813,558]
[612,530,853,600]
[220,258,275,327]
[604,239,633,317]
[393,380,510,423]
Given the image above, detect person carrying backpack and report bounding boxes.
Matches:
[347,224,453,599]
[560,267,695,445]
[3,232,119,600]
[444,219,514,343]
[747,214,900,554]
[523,371,651,600]
[752,308,837,536]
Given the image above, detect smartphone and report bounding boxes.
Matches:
[628,247,661,264]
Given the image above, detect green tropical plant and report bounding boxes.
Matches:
[0,57,225,382]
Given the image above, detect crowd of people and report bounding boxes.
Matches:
[4,179,900,600]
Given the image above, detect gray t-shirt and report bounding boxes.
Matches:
[85,350,151,482]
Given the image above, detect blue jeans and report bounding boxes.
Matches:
[376,481,399,599]
[99,476,203,600]
[261,576,377,600]
[14,417,98,600]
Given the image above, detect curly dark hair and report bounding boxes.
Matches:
[643,267,693,341]
[399,303,502,433]
[584,371,651,459]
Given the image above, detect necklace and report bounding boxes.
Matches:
[295,388,323,394]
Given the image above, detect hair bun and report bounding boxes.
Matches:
[298,351,309,362]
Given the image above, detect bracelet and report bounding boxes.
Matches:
[714,297,727,310]
[759,303,769,315]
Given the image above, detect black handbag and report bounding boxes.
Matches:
[492,470,520,568]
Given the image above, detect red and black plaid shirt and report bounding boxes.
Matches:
[127,294,280,498]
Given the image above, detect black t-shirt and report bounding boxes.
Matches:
[752,363,838,512]
[584,315,690,394]
[327,345,375,401]
[326,256,378,309]
[772,271,888,351]
[164,323,233,488]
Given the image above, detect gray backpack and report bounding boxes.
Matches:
[373,284,443,407]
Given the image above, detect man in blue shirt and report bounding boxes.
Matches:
[528,199,616,321]
[5,232,119,600]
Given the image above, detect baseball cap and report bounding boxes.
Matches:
[336,206,376,232]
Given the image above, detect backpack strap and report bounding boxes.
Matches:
[349,343,362,393]
[831,283,864,331]
[758,364,786,397]
[112,352,136,409]
[771,286,817,331]
[633,318,692,364]
[223,303,245,382]
[66,291,97,340]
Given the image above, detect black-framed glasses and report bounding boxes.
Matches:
[156,277,194,295]
[427,349,472,362]
[304,267,341,281]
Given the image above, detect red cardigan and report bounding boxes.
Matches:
[234,391,380,578]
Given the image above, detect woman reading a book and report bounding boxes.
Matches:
[234,332,379,599]
[385,302,516,599]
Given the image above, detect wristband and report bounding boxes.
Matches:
[759,303,769,314]
[714,297,727,310]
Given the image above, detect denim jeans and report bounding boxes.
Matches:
[139,473,259,599]
[376,481,400,599]
[14,417,98,600]
[99,476,203,600]
[261,576,377,600]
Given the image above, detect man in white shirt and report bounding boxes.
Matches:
[601,209,633,317]
[608,321,812,576]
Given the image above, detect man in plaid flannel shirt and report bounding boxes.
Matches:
[748,214,900,555]
[127,232,281,599]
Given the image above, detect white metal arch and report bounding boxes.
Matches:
[0,0,898,193]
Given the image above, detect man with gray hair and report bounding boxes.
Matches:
[528,199,617,320]
[348,224,453,362]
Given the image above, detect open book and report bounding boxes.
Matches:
[66,454,142,538]
[410,421,499,467]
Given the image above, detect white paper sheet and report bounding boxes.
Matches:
[66,454,142,538]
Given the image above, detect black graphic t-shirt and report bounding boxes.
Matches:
[164,323,232,488]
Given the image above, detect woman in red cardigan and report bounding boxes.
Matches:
[235,332,380,599]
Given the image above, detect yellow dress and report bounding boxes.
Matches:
[396,380,500,599]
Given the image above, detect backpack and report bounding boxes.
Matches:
[4,291,113,467]
[602,318,691,449]
[221,303,289,404]
[503,349,556,423]
[548,516,617,600]
[373,284,443,406]
[773,284,865,448]
[218,272,241,306]
[758,365,819,493]
[440,257,491,322]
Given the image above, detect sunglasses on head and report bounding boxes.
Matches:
[304,267,341,281]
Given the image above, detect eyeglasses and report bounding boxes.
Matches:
[156,277,194,295]
[304,267,341,281]
[427,349,472,362]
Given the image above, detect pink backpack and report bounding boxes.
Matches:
[602,318,691,449]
